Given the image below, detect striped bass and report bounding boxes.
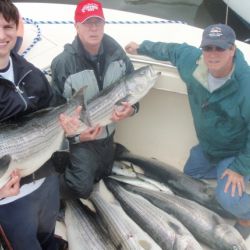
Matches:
[121,182,247,250]
[136,173,174,194]
[90,180,161,250]
[0,89,84,188]
[111,161,137,178]
[81,65,160,128]
[111,161,173,193]
[105,178,203,250]
[109,174,174,194]
[65,199,115,250]
[109,175,166,192]
[115,143,235,219]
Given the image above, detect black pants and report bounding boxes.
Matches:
[0,176,60,250]
[61,134,115,199]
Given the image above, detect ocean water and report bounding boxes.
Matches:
[14,0,250,42]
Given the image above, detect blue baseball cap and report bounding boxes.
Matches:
[200,24,236,49]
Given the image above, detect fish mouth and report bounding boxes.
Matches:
[153,71,161,80]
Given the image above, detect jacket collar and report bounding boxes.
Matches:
[10,52,33,84]
[193,52,239,103]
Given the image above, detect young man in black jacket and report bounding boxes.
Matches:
[0,1,60,249]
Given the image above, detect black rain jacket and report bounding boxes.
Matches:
[0,52,53,122]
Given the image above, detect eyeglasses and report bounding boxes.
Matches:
[82,19,105,28]
[202,46,226,52]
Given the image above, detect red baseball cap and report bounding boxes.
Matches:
[74,0,105,23]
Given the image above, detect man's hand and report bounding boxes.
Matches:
[125,42,139,55]
[221,169,245,197]
[0,170,20,199]
[59,106,82,136]
[79,125,102,142]
[60,106,102,142]
[111,102,134,122]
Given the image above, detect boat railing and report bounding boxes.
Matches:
[129,55,188,95]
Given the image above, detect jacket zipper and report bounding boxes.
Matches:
[14,70,33,111]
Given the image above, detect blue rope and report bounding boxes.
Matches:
[24,19,186,25]
[22,17,186,74]
[21,18,42,58]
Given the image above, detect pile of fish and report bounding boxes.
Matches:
[114,143,235,219]
[64,144,248,250]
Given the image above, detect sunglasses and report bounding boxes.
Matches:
[202,46,226,52]
[82,19,105,28]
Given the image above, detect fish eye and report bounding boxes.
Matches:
[232,246,240,250]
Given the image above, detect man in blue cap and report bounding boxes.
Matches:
[125,23,250,239]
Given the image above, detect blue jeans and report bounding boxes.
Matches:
[0,175,60,250]
[184,144,250,219]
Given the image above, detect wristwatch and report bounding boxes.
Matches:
[131,104,138,116]
[67,134,81,144]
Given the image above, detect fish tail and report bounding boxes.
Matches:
[0,155,11,178]
[114,143,130,160]
[79,110,92,127]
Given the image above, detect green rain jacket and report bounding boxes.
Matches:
[138,40,250,176]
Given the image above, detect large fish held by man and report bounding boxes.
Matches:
[0,89,85,189]
[0,66,159,188]
[80,65,160,129]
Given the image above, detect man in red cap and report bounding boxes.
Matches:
[51,0,138,199]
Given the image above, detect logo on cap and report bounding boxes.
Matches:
[82,3,99,13]
[208,27,223,38]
